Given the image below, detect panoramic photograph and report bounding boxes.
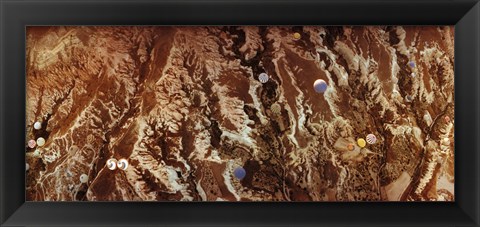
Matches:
[25,26,454,201]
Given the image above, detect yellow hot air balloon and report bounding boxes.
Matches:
[293,32,301,40]
[357,138,366,148]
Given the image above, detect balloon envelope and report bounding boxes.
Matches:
[313,79,328,93]
[80,174,88,183]
[36,137,46,147]
[234,167,246,180]
[357,138,366,148]
[366,134,377,144]
[347,144,354,151]
[293,32,301,40]
[444,116,450,123]
[258,73,269,83]
[28,140,36,148]
[405,95,413,102]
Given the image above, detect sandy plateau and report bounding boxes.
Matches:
[26,26,454,201]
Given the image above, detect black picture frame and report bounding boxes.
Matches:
[1,0,479,226]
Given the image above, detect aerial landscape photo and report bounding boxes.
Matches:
[26,26,454,201]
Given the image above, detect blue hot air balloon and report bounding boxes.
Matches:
[313,79,328,93]
[233,167,246,180]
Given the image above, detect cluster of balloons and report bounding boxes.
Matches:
[106,158,129,171]
[28,121,46,149]
[350,134,377,150]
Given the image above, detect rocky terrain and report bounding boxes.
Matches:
[26,26,454,201]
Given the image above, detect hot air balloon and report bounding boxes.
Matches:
[234,167,246,180]
[258,73,269,83]
[313,79,328,93]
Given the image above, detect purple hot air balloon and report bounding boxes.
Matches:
[233,167,246,180]
[313,79,328,93]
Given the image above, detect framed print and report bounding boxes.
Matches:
[1,0,479,226]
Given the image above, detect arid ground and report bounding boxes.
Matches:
[26,26,454,201]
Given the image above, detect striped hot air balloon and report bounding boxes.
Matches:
[27,140,36,148]
[366,134,377,144]
[271,103,281,115]
[258,73,269,83]
[106,158,117,170]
